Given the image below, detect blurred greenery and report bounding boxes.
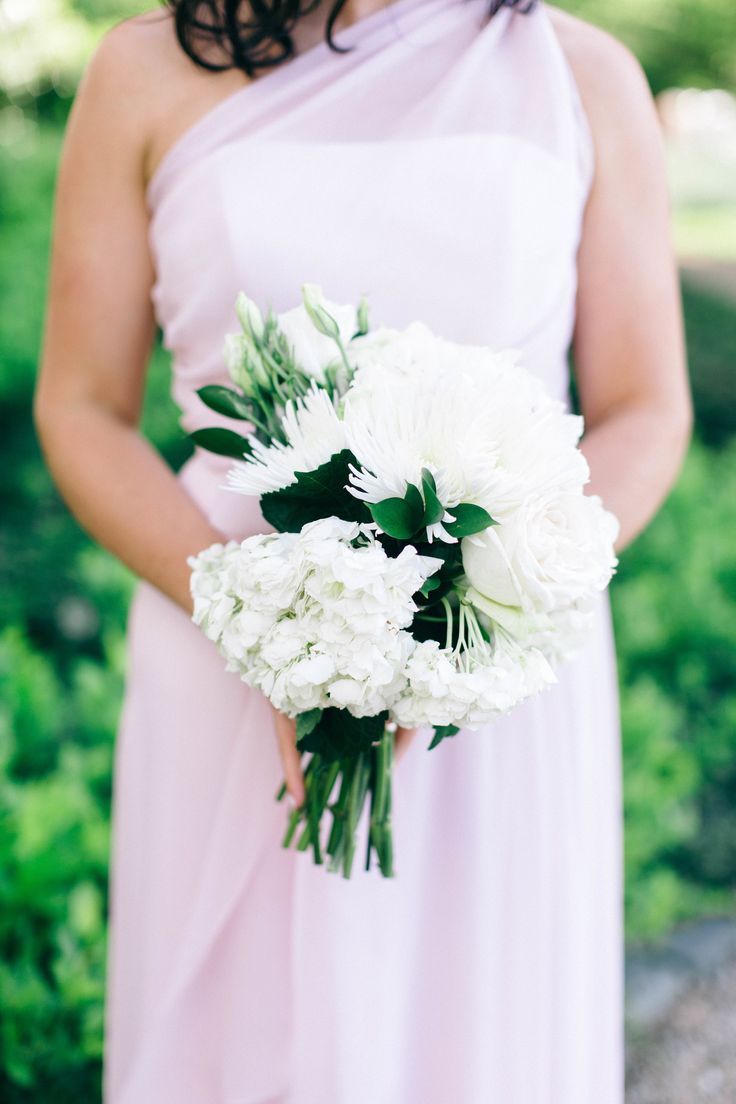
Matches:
[1,0,735,1098]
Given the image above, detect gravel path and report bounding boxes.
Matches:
[626,956,736,1103]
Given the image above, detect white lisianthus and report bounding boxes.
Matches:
[277,285,359,383]
[224,383,347,496]
[235,290,265,341]
[223,293,269,392]
[461,492,620,615]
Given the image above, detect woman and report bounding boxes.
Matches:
[34,0,692,1100]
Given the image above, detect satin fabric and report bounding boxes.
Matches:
[103,1,625,1100]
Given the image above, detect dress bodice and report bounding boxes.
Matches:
[145,0,594,539]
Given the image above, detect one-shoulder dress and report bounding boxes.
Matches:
[103,1,625,1101]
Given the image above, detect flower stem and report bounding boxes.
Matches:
[278,738,395,879]
[369,725,394,877]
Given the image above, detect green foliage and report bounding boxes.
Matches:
[0,625,124,1099]
[189,426,253,458]
[295,708,388,760]
[260,450,371,531]
[368,473,495,541]
[680,279,736,446]
[563,0,736,94]
[196,384,254,421]
[428,723,460,750]
[443,502,495,539]
[612,439,736,937]
[369,484,426,539]
[0,109,182,1100]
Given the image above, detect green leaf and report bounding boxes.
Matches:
[196,384,253,420]
[369,498,417,539]
[405,481,424,517]
[189,427,253,458]
[428,723,460,750]
[355,295,370,336]
[420,468,444,527]
[420,468,437,495]
[296,709,322,745]
[296,708,388,760]
[412,539,464,566]
[370,482,425,539]
[444,502,496,539]
[260,449,371,533]
[419,575,442,597]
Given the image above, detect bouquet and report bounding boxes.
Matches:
[187,285,619,878]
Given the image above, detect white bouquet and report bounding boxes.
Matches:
[188,285,619,877]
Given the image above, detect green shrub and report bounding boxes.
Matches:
[0,625,124,1098]
[613,438,736,939]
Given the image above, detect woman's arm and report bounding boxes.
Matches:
[557,13,693,550]
[35,20,310,803]
[34,22,225,615]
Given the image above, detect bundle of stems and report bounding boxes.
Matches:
[276,725,395,878]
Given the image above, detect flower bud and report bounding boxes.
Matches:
[236,291,265,343]
[301,282,340,340]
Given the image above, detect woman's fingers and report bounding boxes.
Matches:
[393,724,418,764]
[272,706,305,806]
[274,712,414,804]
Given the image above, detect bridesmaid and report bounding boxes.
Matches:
[34,0,692,1101]
[34,0,691,822]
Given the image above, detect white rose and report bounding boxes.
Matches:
[462,491,619,614]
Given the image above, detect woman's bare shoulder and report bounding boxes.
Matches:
[542,3,661,154]
[77,9,251,188]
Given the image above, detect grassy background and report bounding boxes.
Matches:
[1,0,735,1097]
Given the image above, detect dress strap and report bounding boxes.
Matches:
[532,2,596,200]
[147,0,595,215]
[147,0,482,212]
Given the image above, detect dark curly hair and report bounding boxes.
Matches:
[163,0,539,77]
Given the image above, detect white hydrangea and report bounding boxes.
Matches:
[188,517,442,719]
[391,634,555,731]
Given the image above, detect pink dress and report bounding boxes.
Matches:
[104,0,625,1100]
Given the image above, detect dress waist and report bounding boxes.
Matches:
[177,452,275,542]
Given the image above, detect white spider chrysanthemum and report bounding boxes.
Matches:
[342,334,523,532]
[223,384,347,496]
[340,325,590,542]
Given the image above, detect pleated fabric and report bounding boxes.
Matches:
[103,1,625,1100]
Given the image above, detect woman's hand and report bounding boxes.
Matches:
[393,724,418,764]
[271,706,305,807]
[272,708,418,808]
